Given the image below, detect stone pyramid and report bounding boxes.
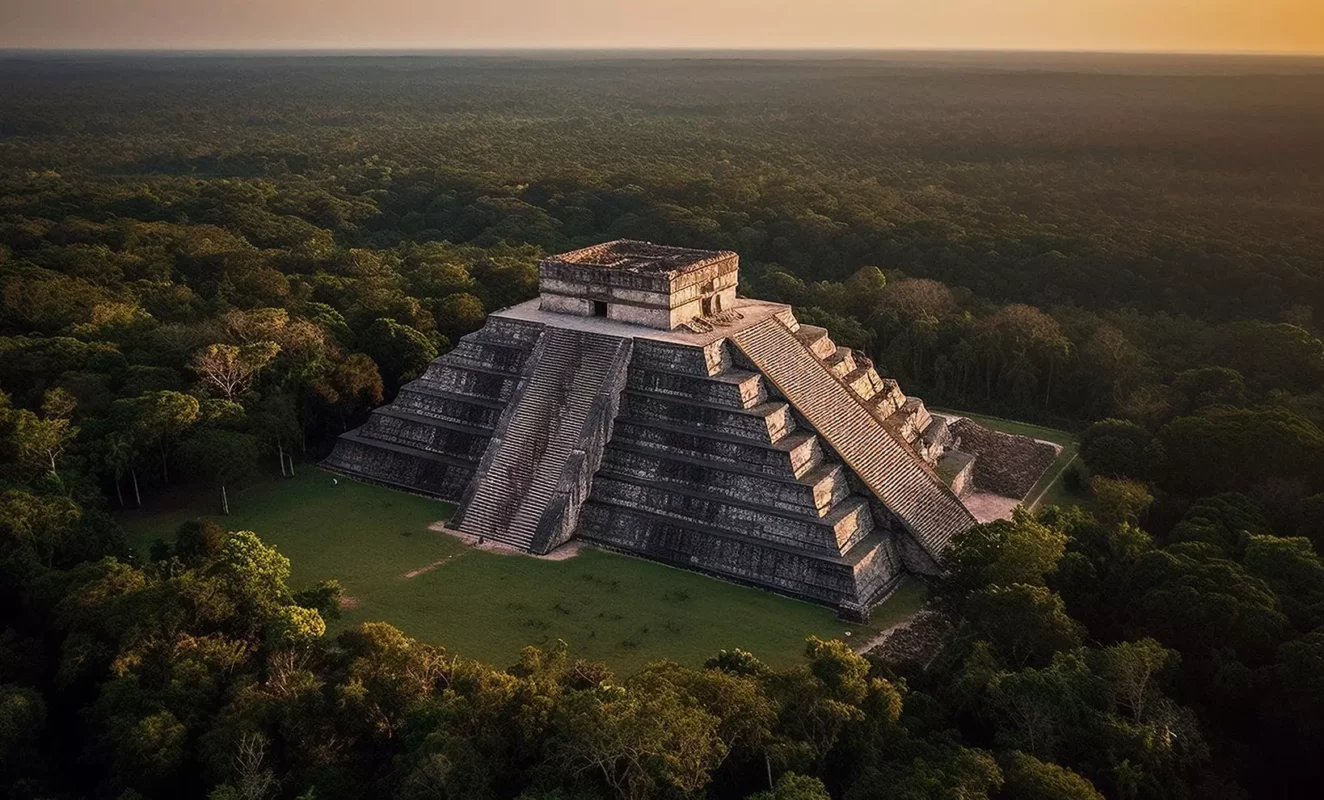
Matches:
[325,240,1045,620]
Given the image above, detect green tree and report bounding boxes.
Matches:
[1166,493,1271,555]
[1159,407,1324,496]
[551,681,726,800]
[1124,545,1287,661]
[360,317,438,392]
[192,341,281,401]
[113,390,200,484]
[313,351,385,431]
[936,511,1066,611]
[748,772,830,800]
[212,530,294,621]
[1088,638,1177,724]
[999,751,1103,800]
[0,684,46,779]
[1296,493,1324,555]
[1171,366,1247,412]
[1089,476,1154,527]
[103,431,139,508]
[1079,419,1164,482]
[1243,535,1324,632]
[174,519,228,564]
[112,710,187,790]
[0,488,82,567]
[12,387,78,479]
[967,585,1083,668]
[434,292,486,339]
[1217,321,1324,393]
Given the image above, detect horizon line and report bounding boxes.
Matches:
[2,45,1323,59]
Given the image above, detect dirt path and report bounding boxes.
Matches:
[400,554,464,579]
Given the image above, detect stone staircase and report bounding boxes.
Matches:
[453,327,630,550]
[731,318,976,559]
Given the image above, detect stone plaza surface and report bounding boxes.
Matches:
[324,240,1056,619]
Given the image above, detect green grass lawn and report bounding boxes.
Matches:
[119,469,925,674]
[932,409,1089,512]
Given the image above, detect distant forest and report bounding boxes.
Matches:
[2,53,1324,799]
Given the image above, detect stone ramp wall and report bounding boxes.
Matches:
[730,318,975,564]
[454,327,631,551]
[528,337,634,554]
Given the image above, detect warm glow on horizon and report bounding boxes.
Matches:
[2,0,1322,55]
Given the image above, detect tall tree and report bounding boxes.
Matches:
[12,388,78,480]
[113,391,200,484]
[192,342,281,401]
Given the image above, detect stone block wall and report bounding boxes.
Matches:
[577,329,908,613]
[323,318,545,500]
[949,418,1060,499]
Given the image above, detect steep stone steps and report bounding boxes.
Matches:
[393,384,503,410]
[454,327,630,551]
[841,363,887,400]
[863,381,907,420]
[353,411,492,461]
[732,318,976,561]
[386,390,504,430]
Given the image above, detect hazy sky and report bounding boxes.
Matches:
[3,0,1322,54]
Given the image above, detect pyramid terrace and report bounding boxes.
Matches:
[324,240,1058,619]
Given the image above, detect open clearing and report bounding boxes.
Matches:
[119,469,925,673]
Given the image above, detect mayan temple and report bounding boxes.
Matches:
[324,241,1057,619]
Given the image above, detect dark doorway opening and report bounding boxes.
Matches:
[701,297,713,316]
[592,300,608,317]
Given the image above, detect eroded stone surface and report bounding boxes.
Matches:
[324,241,1056,618]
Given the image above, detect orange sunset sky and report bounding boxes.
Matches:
[2,0,1322,54]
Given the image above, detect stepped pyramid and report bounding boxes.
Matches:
[325,240,1050,619]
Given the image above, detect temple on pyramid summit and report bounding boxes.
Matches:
[324,240,1058,619]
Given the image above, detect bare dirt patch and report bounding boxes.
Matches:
[427,521,587,561]
[961,492,1021,523]
[338,595,363,610]
[401,556,458,580]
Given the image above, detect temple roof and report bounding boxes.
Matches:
[543,239,735,276]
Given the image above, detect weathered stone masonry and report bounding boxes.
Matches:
[324,240,1052,618]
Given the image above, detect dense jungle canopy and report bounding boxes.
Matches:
[1,52,1323,799]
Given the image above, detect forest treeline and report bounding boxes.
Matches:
[2,54,1324,798]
